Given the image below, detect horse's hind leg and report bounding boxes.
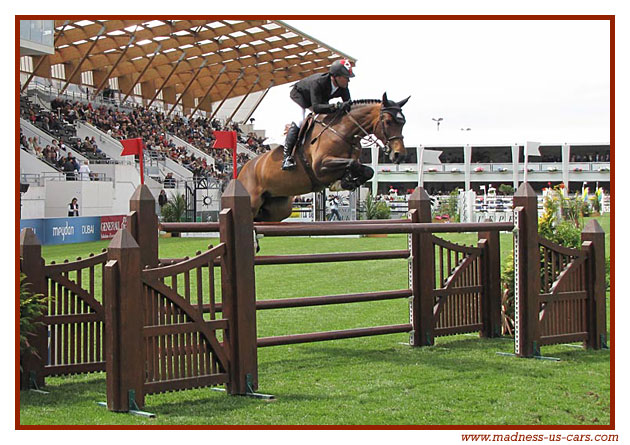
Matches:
[257,196,294,222]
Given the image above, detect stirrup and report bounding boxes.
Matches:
[281,156,296,170]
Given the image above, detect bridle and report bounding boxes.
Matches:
[312,103,406,157]
[376,106,406,156]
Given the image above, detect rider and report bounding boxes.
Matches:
[281,59,355,170]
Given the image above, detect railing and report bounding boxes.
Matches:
[420,162,611,174]
[20,171,111,185]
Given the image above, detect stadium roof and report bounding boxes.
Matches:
[22,19,356,114]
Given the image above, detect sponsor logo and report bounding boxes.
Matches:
[52,221,75,241]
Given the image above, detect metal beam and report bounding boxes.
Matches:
[147,51,187,108]
[209,70,245,121]
[20,55,49,94]
[225,75,259,126]
[166,58,208,118]
[92,34,136,100]
[121,43,162,103]
[243,80,274,123]
[59,24,106,96]
[272,20,357,63]
[187,65,226,119]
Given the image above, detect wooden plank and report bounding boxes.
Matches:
[434,324,483,337]
[539,332,588,346]
[43,313,102,324]
[538,290,588,303]
[143,319,228,336]
[44,361,106,376]
[144,373,229,395]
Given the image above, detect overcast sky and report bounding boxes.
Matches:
[253,19,611,146]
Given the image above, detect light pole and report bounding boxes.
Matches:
[432,117,443,132]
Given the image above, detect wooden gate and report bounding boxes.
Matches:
[43,252,108,377]
[432,236,485,337]
[19,228,108,389]
[140,246,230,395]
[513,183,607,357]
[104,182,258,412]
[538,238,589,346]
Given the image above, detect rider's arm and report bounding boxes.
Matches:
[310,84,338,114]
[340,88,351,102]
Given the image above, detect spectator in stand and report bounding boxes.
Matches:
[79,160,91,181]
[82,137,96,154]
[63,156,78,180]
[164,172,176,188]
[68,198,79,217]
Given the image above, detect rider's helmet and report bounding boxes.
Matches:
[329,59,355,78]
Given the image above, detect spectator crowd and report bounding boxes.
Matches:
[21,94,274,186]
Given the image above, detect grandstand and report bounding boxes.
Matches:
[19,19,356,225]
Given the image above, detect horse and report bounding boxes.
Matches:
[237,92,410,222]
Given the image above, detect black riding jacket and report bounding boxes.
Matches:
[290,72,351,114]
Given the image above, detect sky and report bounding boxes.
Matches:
[253,19,611,146]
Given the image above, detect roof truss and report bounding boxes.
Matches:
[22,19,356,113]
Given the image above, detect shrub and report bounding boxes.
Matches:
[20,273,47,370]
[500,254,515,335]
[161,192,188,222]
[363,194,390,220]
[548,220,582,248]
[436,189,460,222]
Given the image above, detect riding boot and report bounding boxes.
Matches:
[281,123,299,171]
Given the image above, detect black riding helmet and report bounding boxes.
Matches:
[329,59,355,78]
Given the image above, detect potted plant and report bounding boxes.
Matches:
[20,273,47,386]
[160,192,188,237]
[363,194,390,236]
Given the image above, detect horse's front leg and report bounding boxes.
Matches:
[340,163,374,190]
[314,156,356,176]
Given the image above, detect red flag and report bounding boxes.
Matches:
[120,138,142,155]
[121,138,145,184]
[212,131,238,179]
[212,131,237,150]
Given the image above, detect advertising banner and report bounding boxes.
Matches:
[44,216,102,245]
[100,215,129,240]
[20,219,45,241]
[19,214,128,245]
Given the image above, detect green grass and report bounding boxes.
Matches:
[20,217,611,426]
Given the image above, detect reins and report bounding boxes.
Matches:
[310,103,403,157]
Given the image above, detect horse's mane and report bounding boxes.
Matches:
[349,99,382,107]
[319,99,381,125]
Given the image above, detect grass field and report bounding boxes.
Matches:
[19,217,611,426]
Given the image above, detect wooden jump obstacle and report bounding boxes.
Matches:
[19,181,607,413]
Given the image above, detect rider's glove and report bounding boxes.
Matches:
[335,101,352,113]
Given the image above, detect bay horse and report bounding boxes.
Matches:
[238,92,410,222]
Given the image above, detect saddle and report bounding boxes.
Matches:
[292,114,327,191]
[295,113,316,151]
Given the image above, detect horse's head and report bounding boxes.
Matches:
[376,92,410,164]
